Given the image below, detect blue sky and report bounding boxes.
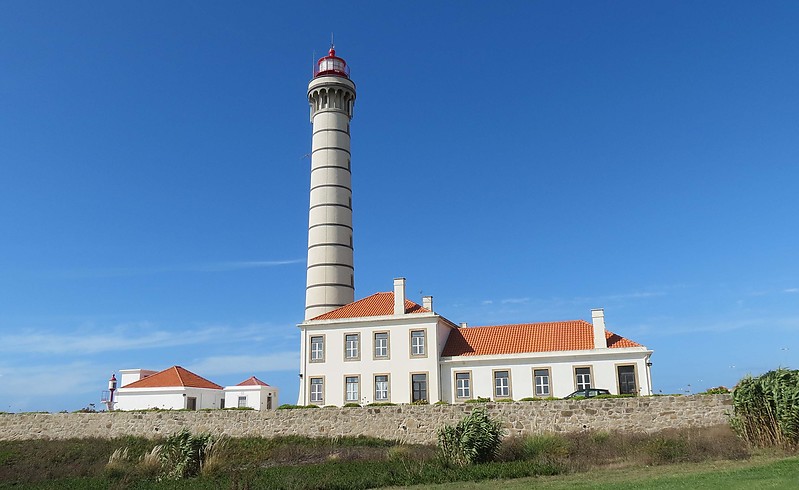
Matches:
[1,1,797,411]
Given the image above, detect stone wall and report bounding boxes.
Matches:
[0,395,732,444]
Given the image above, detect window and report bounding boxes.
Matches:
[617,365,637,395]
[345,376,360,402]
[238,396,247,408]
[455,372,471,399]
[494,370,510,398]
[534,368,551,397]
[374,332,389,359]
[410,330,426,357]
[310,335,324,362]
[344,333,360,360]
[412,373,428,402]
[310,377,324,404]
[575,367,592,390]
[374,375,389,401]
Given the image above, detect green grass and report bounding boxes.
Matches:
[0,427,789,489]
[408,454,799,489]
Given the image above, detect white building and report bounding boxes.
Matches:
[297,48,653,406]
[224,376,279,410]
[115,366,279,411]
[298,278,652,406]
[116,366,224,411]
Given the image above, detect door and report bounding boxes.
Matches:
[412,374,427,403]
[186,397,197,410]
[617,365,637,395]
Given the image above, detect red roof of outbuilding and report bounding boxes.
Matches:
[310,292,430,320]
[236,376,270,387]
[121,366,223,390]
[441,321,642,357]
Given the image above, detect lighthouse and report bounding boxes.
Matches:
[305,47,357,320]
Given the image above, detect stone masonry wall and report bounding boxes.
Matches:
[0,395,732,444]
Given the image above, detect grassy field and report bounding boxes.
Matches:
[0,426,795,489]
[411,453,799,489]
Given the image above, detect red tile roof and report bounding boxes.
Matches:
[236,376,270,387]
[310,292,430,320]
[121,366,223,390]
[441,321,642,357]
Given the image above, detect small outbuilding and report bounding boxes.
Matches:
[115,366,224,411]
[223,376,279,410]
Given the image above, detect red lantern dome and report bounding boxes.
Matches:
[315,47,350,79]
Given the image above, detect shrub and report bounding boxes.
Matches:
[411,399,429,405]
[437,407,504,466]
[498,434,571,462]
[731,368,799,448]
[366,402,396,407]
[434,401,449,405]
[703,386,730,394]
[159,430,214,479]
[465,397,490,404]
[493,398,514,403]
[343,403,361,408]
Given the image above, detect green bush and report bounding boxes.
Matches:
[498,434,571,462]
[493,398,514,403]
[464,397,490,404]
[159,430,214,479]
[366,402,396,407]
[703,386,731,394]
[276,404,320,410]
[731,368,799,448]
[343,403,361,408]
[437,407,504,466]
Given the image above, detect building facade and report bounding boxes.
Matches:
[296,48,653,406]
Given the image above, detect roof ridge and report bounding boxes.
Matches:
[468,320,588,329]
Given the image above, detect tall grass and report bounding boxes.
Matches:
[731,368,799,448]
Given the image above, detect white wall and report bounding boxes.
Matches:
[300,314,453,406]
[224,386,279,410]
[116,387,224,411]
[440,349,652,401]
[118,369,157,387]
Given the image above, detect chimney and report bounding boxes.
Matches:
[394,278,406,315]
[422,296,433,312]
[460,322,468,328]
[591,308,607,349]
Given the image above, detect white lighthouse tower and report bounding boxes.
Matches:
[305,47,357,320]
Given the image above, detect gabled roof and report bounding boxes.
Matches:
[441,320,643,357]
[236,376,270,387]
[310,292,430,320]
[121,366,223,390]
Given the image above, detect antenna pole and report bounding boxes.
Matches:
[331,32,334,49]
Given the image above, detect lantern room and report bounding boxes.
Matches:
[314,48,350,78]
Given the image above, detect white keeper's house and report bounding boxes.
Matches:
[296,47,653,406]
